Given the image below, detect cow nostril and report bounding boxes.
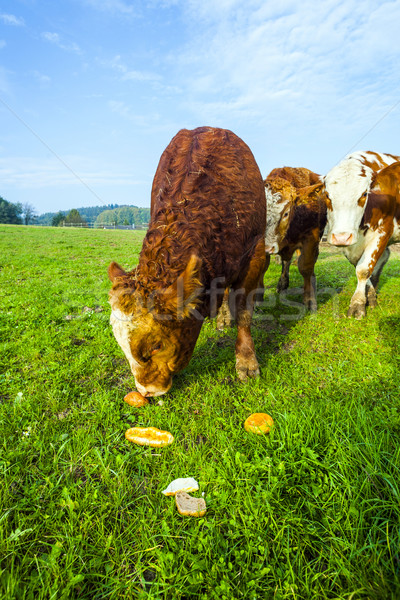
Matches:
[331,232,354,246]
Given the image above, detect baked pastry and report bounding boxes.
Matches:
[162,477,199,496]
[175,492,206,517]
[124,391,149,407]
[244,413,274,435]
[125,427,174,447]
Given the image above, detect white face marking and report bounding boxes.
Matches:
[324,156,373,242]
[265,187,287,252]
[136,382,168,397]
[110,310,140,375]
[325,152,400,243]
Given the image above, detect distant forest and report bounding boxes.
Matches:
[36,204,150,226]
[94,206,150,227]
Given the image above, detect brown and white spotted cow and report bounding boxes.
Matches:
[321,150,400,317]
[108,127,266,396]
[328,160,400,318]
[264,167,326,311]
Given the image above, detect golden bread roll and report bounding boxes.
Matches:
[125,427,174,447]
[244,413,274,435]
[124,391,149,407]
[175,492,206,517]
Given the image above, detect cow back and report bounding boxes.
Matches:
[266,166,320,189]
[145,126,265,290]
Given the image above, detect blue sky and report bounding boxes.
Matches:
[1,0,399,216]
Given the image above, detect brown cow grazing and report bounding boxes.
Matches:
[264,167,326,311]
[108,127,266,396]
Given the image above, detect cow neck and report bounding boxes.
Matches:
[135,217,198,292]
[286,201,325,243]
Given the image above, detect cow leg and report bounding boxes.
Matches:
[297,236,319,312]
[216,254,269,330]
[347,235,391,319]
[254,253,270,305]
[234,238,266,381]
[366,247,390,307]
[277,254,293,292]
[216,288,233,330]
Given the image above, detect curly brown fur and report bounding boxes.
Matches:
[266,166,321,189]
[109,126,266,395]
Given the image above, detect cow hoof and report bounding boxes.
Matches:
[347,303,366,319]
[216,312,232,330]
[216,319,232,330]
[236,356,260,381]
[254,292,265,306]
[305,300,317,313]
[277,280,289,293]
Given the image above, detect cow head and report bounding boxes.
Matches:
[324,158,372,246]
[264,178,297,253]
[108,255,203,396]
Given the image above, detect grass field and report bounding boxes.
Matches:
[1,224,400,600]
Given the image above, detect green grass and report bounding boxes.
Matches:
[1,225,400,600]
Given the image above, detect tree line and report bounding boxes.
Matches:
[0,198,150,227]
[35,203,122,226]
[50,205,150,227]
[0,197,36,225]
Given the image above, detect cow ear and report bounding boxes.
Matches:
[297,182,324,204]
[308,182,324,198]
[108,261,128,282]
[162,255,203,319]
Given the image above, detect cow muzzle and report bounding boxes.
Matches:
[135,379,172,397]
[329,232,355,247]
[265,243,278,254]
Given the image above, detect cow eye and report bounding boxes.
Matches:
[151,343,163,356]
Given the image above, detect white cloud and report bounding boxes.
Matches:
[108,100,160,127]
[170,0,400,141]
[103,55,162,83]
[32,71,51,85]
[0,13,25,26]
[42,32,60,44]
[41,32,81,54]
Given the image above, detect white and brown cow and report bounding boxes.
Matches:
[323,151,399,246]
[332,160,400,318]
[321,150,400,317]
[264,167,326,311]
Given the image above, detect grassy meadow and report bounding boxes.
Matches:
[1,224,400,600]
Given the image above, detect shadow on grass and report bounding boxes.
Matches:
[173,281,346,393]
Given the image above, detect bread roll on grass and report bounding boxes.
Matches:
[125,427,174,447]
[162,477,199,496]
[124,391,149,407]
[244,413,274,435]
[175,492,206,517]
